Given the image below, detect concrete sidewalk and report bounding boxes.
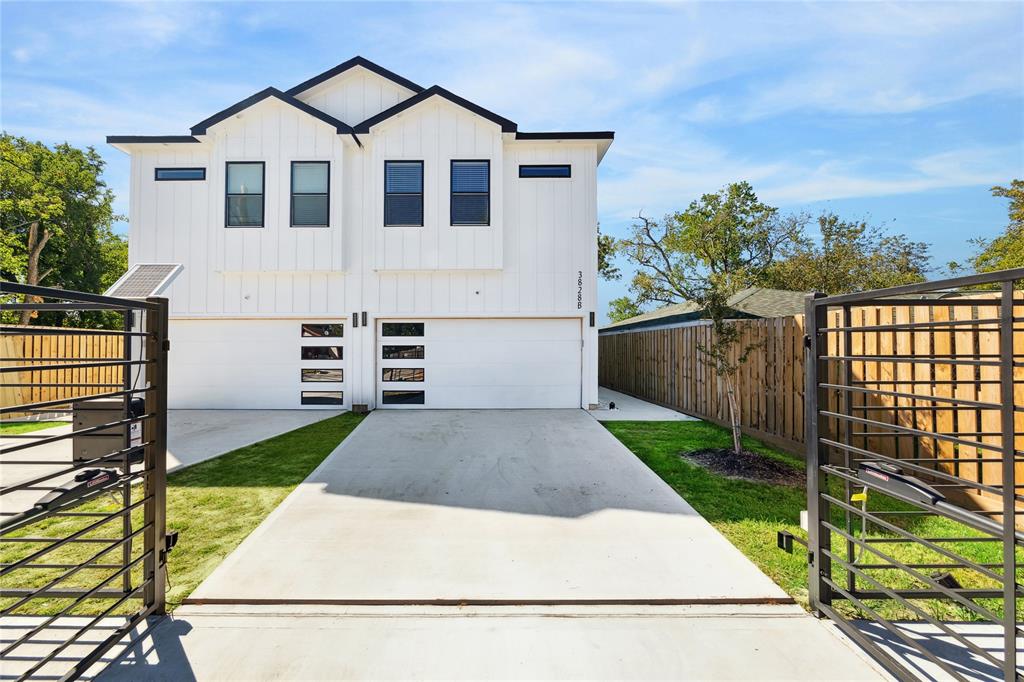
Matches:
[592,386,698,421]
[93,604,886,681]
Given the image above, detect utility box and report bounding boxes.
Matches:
[72,398,144,466]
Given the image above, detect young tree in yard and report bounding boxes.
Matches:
[597,226,620,281]
[618,181,803,453]
[0,134,125,327]
[760,213,931,294]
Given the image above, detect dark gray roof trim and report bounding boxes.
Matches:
[516,131,614,140]
[353,85,517,134]
[106,135,200,144]
[190,87,354,135]
[286,56,425,97]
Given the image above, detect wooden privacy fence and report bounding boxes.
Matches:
[1,326,125,418]
[599,293,1023,481]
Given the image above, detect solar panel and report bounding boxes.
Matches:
[105,264,182,299]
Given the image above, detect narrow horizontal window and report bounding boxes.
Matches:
[451,160,489,226]
[291,161,329,227]
[155,167,205,181]
[302,323,344,337]
[382,345,424,360]
[381,322,424,337]
[382,367,424,382]
[302,391,343,405]
[226,161,264,227]
[301,346,343,360]
[302,368,343,382]
[382,390,425,405]
[519,164,571,178]
[385,161,423,226]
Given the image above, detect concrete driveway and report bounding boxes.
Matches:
[189,408,787,602]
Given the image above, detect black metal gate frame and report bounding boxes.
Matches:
[804,267,1023,681]
[0,282,169,681]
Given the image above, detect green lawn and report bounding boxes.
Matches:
[0,421,64,435]
[1,411,365,614]
[602,419,1019,621]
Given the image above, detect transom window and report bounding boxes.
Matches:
[519,164,571,178]
[155,167,205,181]
[226,162,264,227]
[291,162,329,227]
[450,160,489,226]
[384,161,424,226]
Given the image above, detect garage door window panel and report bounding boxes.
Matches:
[301,323,343,337]
[382,367,424,382]
[301,346,343,360]
[301,391,343,405]
[382,390,425,405]
[382,345,424,360]
[381,322,424,337]
[302,368,343,382]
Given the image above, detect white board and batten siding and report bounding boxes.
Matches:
[120,65,604,410]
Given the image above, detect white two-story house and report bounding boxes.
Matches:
[108,57,612,411]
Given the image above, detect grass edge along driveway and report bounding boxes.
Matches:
[1,412,365,613]
[602,419,1011,622]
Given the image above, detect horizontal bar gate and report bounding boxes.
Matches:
[804,267,1024,681]
[0,282,170,681]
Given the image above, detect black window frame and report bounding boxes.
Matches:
[518,164,571,179]
[300,346,343,360]
[301,390,344,405]
[450,159,490,226]
[225,161,266,228]
[155,167,206,181]
[301,323,344,338]
[290,161,330,228]
[384,160,424,227]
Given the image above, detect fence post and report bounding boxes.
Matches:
[804,292,830,615]
[999,280,1016,680]
[143,297,169,615]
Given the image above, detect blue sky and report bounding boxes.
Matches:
[2,1,1021,322]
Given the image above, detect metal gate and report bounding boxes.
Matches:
[803,268,1023,681]
[1,283,170,680]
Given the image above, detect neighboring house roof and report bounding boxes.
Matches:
[600,287,808,333]
[353,85,518,133]
[104,263,183,299]
[189,87,354,135]
[285,55,425,96]
[108,57,614,156]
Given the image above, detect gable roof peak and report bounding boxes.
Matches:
[286,56,425,97]
[353,84,517,134]
[189,86,353,136]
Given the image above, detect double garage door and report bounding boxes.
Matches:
[377,318,582,409]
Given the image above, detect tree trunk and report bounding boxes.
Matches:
[19,221,51,325]
[725,374,742,454]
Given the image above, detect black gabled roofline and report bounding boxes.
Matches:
[516,131,614,140]
[353,85,517,134]
[189,87,354,136]
[285,56,425,97]
[106,135,200,144]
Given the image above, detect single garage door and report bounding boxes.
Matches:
[377,318,581,409]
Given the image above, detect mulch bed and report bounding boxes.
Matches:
[680,447,803,486]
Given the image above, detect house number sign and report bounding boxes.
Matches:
[576,271,583,310]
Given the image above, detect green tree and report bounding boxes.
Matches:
[760,213,931,294]
[597,226,620,281]
[618,182,803,453]
[0,134,125,327]
[961,180,1024,275]
[607,295,642,322]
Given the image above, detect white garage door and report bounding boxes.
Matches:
[377,319,581,409]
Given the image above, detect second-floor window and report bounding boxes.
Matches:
[226,162,264,227]
[384,161,423,227]
[451,160,489,226]
[291,161,330,227]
